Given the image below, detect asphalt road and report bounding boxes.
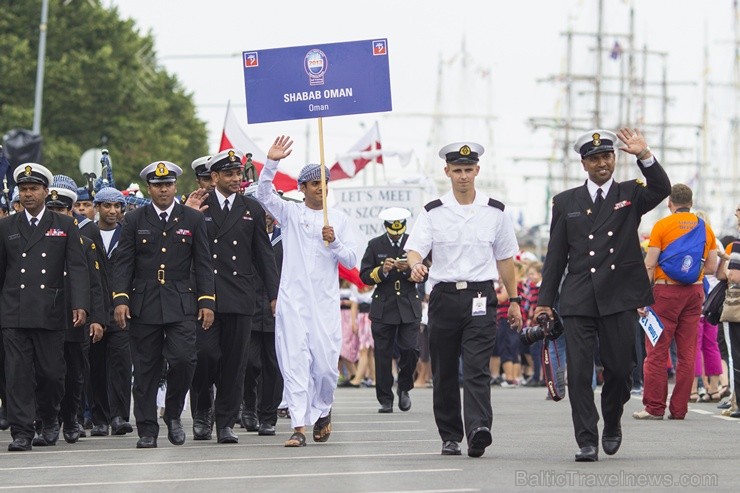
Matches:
[0,385,735,492]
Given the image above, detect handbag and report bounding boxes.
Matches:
[719,283,740,323]
[703,280,727,325]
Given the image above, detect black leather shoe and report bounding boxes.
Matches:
[575,445,599,462]
[192,411,212,440]
[32,426,60,447]
[241,410,259,431]
[398,390,411,412]
[0,406,9,431]
[730,409,740,418]
[378,403,393,413]
[8,437,32,451]
[111,417,133,436]
[602,434,622,456]
[258,423,276,436]
[77,422,87,438]
[165,417,186,445]
[83,418,93,430]
[136,436,157,448]
[91,424,110,436]
[63,426,81,444]
[467,427,492,458]
[441,440,462,455]
[217,427,239,444]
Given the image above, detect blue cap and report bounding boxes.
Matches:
[94,187,126,205]
[77,187,92,201]
[296,163,330,187]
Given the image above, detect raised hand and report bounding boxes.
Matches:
[616,128,649,157]
[267,135,294,161]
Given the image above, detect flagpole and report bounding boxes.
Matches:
[317,117,329,245]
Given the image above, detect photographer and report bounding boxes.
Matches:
[359,207,422,413]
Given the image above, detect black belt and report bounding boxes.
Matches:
[434,280,493,293]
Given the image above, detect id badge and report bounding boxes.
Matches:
[472,295,487,316]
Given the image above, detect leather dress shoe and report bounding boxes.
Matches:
[467,427,493,458]
[63,425,81,444]
[398,390,411,412]
[441,440,462,456]
[77,422,87,438]
[91,424,110,436]
[111,416,133,436]
[730,409,740,418]
[258,423,276,436]
[165,417,186,445]
[602,431,622,456]
[136,436,157,448]
[8,437,32,451]
[217,427,239,444]
[0,406,9,431]
[575,445,599,462]
[32,426,60,446]
[192,410,213,440]
[378,403,393,413]
[241,410,259,431]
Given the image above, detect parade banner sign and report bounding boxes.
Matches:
[242,39,392,124]
[332,185,423,246]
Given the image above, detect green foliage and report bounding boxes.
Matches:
[0,0,206,194]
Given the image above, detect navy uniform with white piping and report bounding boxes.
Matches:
[360,207,422,412]
[112,160,214,444]
[0,163,90,450]
[189,148,278,442]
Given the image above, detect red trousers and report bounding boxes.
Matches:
[642,284,704,418]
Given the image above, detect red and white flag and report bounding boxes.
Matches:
[330,122,383,180]
[219,104,297,191]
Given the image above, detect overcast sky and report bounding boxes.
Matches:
[108,0,738,229]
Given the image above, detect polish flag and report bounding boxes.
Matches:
[329,122,382,180]
[219,104,297,191]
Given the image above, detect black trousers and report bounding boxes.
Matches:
[728,323,740,400]
[372,321,419,406]
[60,341,85,429]
[0,331,6,407]
[428,285,496,444]
[2,328,66,440]
[190,314,252,430]
[129,321,196,438]
[89,328,132,424]
[243,331,283,426]
[563,311,636,448]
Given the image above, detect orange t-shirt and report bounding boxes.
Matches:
[648,211,716,282]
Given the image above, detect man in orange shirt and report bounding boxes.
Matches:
[634,184,717,420]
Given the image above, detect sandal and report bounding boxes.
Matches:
[284,431,306,447]
[700,391,722,403]
[313,412,332,443]
[718,385,731,398]
[689,393,700,403]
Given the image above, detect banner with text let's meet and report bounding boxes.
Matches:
[333,185,424,247]
[242,39,392,124]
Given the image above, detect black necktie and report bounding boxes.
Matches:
[223,198,230,214]
[30,217,37,228]
[160,211,168,228]
[594,188,604,214]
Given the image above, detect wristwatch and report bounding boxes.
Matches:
[508,296,522,304]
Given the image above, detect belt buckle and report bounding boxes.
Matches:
[157,269,165,285]
[455,281,467,290]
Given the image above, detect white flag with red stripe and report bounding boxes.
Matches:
[219,104,297,191]
[330,122,382,180]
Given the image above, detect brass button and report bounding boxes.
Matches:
[160,264,165,269]
[162,247,167,252]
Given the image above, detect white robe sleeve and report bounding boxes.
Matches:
[329,213,359,269]
[256,159,287,223]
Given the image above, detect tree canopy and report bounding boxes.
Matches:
[0,0,206,193]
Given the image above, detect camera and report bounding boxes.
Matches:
[519,312,564,345]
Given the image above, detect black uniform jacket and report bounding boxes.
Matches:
[0,209,90,330]
[202,192,279,315]
[65,235,106,343]
[79,218,112,327]
[359,233,422,325]
[539,159,671,317]
[253,227,283,333]
[112,202,215,324]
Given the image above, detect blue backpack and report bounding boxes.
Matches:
[657,217,706,285]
